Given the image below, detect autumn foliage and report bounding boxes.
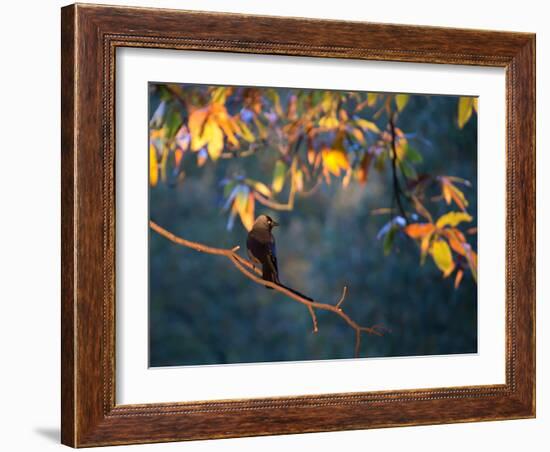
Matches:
[149,84,478,288]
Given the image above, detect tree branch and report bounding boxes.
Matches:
[150,220,383,357]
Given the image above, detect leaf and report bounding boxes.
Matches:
[395,94,410,112]
[430,239,455,277]
[405,145,423,163]
[367,93,379,107]
[350,127,365,144]
[237,119,255,142]
[319,115,340,129]
[454,269,464,289]
[294,168,304,192]
[355,118,380,133]
[204,120,224,160]
[464,246,478,283]
[149,144,158,186]
[400,160,417,180]
[443,228,467,256]
[436,211,472,228]
[383,225,397,255]
[272,160,287,193]
[411,195,433,223]
[239,192,255,231]
[440,177,469,211]
[246,179,272,197]
[357,152,374,185]
[188,108,209,150]
[322,148,349,177]
[458,97,474,129]
[174,148,184,168]
[403,223,436,238]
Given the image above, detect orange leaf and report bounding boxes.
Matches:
[357,152,374,185]
[454,269,464,289]
[403,223,436,239]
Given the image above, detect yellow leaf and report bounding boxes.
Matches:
[238,119,255,142]
[204,120,224,160]
[430,239,455,277]
[149,144,158,186]
[217,115,239,146]
[272,160,287,193]
[239,192,255,231]
[440,178,469,211]
[188,108,209,150]
[322,148,349,177]
[436,212,473,228]
[251,180,272,197]
[458,97,474,129]
[350,127,365,144]
[355,118,380,133]
[473,97,478,113]
[319,115,340,129]
[395,94,410,112]
[367,93,379,106]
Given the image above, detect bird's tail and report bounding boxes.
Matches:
[273,282,313,302]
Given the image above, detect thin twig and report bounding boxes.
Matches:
[389,112,409,224]
[307,305,319,333]
[150,221,383,357]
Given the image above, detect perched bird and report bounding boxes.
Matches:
[247,215,280,287]
[246,215,313,301]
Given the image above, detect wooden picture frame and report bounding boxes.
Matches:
[61,3,535,447]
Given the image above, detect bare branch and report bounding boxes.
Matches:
[150,221,384,357]
[307,304,319,333]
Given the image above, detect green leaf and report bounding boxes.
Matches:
[405,145,423,163]
[395,94,410,112]
[383,225,397,255]
[400,159,418,180]
[272,160,287,194]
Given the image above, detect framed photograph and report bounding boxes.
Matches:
[61,3,535,447]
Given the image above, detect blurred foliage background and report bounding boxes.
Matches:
[149,83,478,366]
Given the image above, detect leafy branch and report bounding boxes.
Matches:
[149,220,384,357]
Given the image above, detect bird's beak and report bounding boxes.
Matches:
[272,220,279,227]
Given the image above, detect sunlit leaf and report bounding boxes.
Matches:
[395,94,410,112]
[350,127,365,144]
[454,269,464,289]
[357,152,374,185]
[246,179,272,198]
[458,97,475,129]
[189,108,209,151]
[367,93,379,107]
[355,118,380,133]
[319,115,340,129]
[149,144,158,186]
[204,120,224,160]
[174,148,184,168]
[440,177,469,211]
[403,223,436,238]
[294,168,304,192]
[436,211,472,228]
[159,145,169,183]
[473,97,478,113]
[239,192,255,231]
[272,160,287,193]
[443,228,468,256]
[430,239,455,277]
[322,148,349,177]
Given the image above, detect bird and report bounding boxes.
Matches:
[246,215,280,287]
[246,215,313,301]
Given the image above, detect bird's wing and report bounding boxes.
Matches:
[268,240,278,273]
